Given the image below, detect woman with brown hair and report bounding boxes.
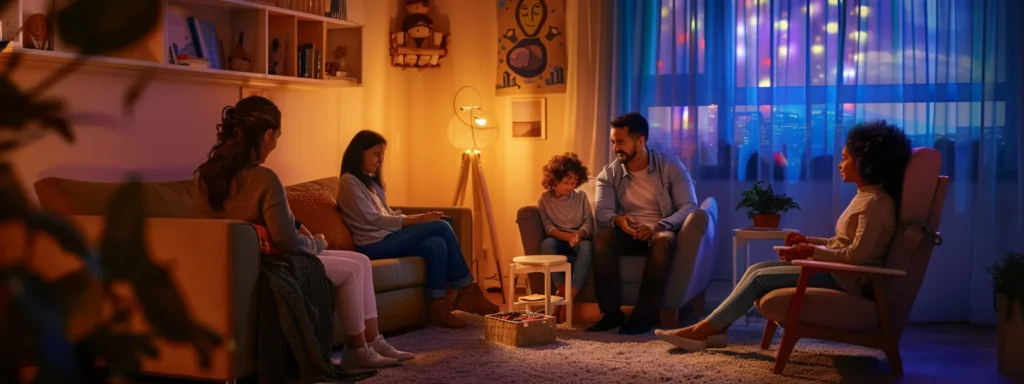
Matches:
[192,97,412,379]
[336,130,498,329]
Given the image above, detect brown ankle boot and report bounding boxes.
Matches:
[428,299,467,328]
[454,283,499,315]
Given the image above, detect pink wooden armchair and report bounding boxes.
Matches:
[755,147,948,376]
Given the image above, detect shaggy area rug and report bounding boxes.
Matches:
[363,313,895,384]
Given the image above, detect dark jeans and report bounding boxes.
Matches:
[356,219,473,299]
[593,227,677,320]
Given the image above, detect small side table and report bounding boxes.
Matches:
[732,228,800,287]
[507,255,572,329]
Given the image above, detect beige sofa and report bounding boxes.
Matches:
[31,176,472,382]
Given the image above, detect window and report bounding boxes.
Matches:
[639,0,1014,182]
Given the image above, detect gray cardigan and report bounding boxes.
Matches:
[192,165,324,256]
[336,173,405,246]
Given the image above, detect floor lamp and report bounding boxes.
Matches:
[447,86,505,302]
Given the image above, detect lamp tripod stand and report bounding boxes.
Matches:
[452,149,505,302]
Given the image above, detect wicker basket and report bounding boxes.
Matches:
[484,311,557,347]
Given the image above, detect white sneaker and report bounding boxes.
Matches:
[341,345,399,370]
[369,334,415,361]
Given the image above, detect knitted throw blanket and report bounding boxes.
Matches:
[257,254,376,383]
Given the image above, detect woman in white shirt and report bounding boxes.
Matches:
[656,120,913,352]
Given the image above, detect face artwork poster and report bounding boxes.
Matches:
[495,0,566,96]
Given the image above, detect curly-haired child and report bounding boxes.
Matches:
[537,152,595,319]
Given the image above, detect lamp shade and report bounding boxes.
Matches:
[446,86,499,151]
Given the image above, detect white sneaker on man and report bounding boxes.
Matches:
[341,345,399,370]
[369,334,415,361]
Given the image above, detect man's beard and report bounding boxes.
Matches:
[616,149,636,163]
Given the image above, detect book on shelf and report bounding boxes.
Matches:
[187,17,222,70]
[297,43,321,79]
[325,0,348,20]
[314,49,322,79]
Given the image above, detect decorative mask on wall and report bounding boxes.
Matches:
[390,0,451,68]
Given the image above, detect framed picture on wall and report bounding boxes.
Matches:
[510,97,546,140]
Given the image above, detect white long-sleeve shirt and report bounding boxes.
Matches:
[336,173,405,246]
[808,184,897,294]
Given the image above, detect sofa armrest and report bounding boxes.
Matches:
[24,215,259,380]
[663,197,719,309]
[392,205,473,268]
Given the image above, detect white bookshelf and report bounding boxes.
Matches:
[0,0,362,87]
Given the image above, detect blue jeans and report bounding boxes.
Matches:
[538,237,593,291]
[356,220,473,299]
[705,261,842,329]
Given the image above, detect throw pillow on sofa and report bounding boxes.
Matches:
[285,187,355,251]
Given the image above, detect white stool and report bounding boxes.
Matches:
[507,255,572,329]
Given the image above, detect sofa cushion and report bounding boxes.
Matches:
[285,177,339,196]
[285,187,354,251]
[754,287,879,331]
[371,257,426,292]
[35,178,195,218]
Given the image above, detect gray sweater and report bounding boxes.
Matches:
[537,190,595,238]
[336,173,405,246]
[191,165,325,256]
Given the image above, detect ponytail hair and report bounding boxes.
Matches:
[195,96,281,211]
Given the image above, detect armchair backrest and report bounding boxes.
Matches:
[881,147,949,336]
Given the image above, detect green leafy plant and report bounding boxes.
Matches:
[0,1,221,383]
[987,251,1024,322]
[735,181,801,219]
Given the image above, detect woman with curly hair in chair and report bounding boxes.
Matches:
[655,120,912,352]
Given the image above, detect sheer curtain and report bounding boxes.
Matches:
[563,0,614,201]
[608,0,1023,324]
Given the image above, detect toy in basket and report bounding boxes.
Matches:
[484,311,557,347]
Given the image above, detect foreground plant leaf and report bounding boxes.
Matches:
[78,329,159,378]
[123,70,155,117]
[24,211,91,259]
[57,0,161,55]
[99,178,222,369]
[49,269,106,341]
[0,162,30,221]
[0,276,25,384]
[6,268,78,383]
[0,77,73,146]
[1,50,20,75]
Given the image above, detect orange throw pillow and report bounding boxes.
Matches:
[285,187,355,251]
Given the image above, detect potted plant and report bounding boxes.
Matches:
[0,1,224,383]
[735,181,800,228]
[987,251,1024,374]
